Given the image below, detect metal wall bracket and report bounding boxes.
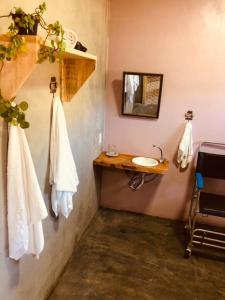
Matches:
[49,76,57,94]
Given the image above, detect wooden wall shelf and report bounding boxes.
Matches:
[0,35,40,99]
[94,152,169,175]
[45,40,97,101]
[0,35,97,101]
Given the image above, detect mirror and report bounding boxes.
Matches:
[122,72,163,118]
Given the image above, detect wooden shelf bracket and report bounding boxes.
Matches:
[0,35,97,102]
[0,35,40,99]
[59,57,96,102]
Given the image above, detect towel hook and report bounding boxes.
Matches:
[49,77,57,94]
[185,110,193,121]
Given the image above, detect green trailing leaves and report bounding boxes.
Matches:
[0,2,65,129]
[0,103,7,114]
[0,91,30,128]
[20,121,29,129]
[10,2,46,34]
[0,35,25,64]
[0,2,65,65]
[19,101,28,111]
[38,20,65,64]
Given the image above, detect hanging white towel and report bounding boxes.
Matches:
[177,122,193,168]
[7,125,48,261]
[49,96,79,218]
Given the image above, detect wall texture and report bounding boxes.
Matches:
[103,0,225,221]
[0,1,108,299]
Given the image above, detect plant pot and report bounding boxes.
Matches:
[11,13,26,34]
[17,27,27,35]
[11,13,38,35]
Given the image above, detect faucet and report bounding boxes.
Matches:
[152,145,164,163]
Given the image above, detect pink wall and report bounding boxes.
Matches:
[102,0,225,220]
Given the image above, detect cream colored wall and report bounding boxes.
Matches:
[0,1,108,299]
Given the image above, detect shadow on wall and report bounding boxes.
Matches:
[1,122,8,256]
[0,122,20,289]
[170,126,196,221]
[24,63,60,229]
[100,167,162,214]
[93,166,102,205]
[6,259,20,289]
[112,79,122,115]
[177,166,195,221]
[42,97,60,227]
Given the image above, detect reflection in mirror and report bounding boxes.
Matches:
[122,72,163,118]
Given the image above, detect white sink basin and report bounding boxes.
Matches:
[132,157,159,167]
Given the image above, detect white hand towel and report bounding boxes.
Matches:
[177,122,193,168]
[49,96,79,218]
[7,125,48,260]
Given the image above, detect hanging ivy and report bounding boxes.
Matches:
[0,2,65,66]
[0,2,66,129]
[0,91,29,128]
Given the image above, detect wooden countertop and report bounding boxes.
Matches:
[93,152,169,174]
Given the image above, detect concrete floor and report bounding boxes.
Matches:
[48,208,225,300]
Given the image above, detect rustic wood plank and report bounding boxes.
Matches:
[45,40,97,61]
[94,152,169,174]
[0,35,40,99]
[45,39,97,102]
[0,35,97,102]
[59,57,96,102]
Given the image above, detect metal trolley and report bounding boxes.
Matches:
[185,142,225,258]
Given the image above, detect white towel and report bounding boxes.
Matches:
[177,122,193,168]
[7,125,48,260]
[49,96,79,218]
[124,75,140,113]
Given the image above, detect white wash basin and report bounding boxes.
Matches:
[132,157,159,167]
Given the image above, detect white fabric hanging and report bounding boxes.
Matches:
[7,125,48,260]
[49,96,79,218]
[177,121,193,168]
[124,75,140,113]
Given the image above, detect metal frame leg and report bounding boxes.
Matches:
[185,182,200,257]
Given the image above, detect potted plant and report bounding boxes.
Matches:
[10,2,46,35]
[0,2,66,128]
[0,2,65,65]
